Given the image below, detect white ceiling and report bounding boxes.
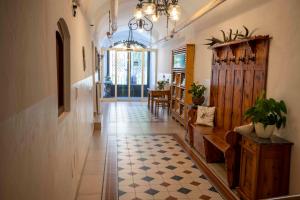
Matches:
[79,0,211,47]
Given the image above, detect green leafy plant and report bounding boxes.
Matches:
[244,94,287,129]
[204,37,223,46]
[188,83,206,98]
[104,76,112,82]
[204,25,257,46]
[157,80,167,90]
[220,29,239,42]
[235,25,257,39]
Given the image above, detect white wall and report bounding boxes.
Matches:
[157,0,300,194]
[0,0,95,199]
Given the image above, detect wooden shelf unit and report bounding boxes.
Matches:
[171,44,195,128]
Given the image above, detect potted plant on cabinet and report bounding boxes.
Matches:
[188,83,206,105]
[244,94,287,138]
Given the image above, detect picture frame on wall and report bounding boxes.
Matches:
[173,52,186,69]
[82,46,86,71]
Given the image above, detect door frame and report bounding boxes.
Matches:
[100,47,158,102]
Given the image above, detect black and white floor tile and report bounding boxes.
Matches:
[107,103,168,123]
[117,135,224,200]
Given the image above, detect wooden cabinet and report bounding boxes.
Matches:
[170,44,195,128]
[237,132,293,200]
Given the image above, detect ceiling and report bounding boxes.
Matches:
[79,0,211,47]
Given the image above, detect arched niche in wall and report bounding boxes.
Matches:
[56,18,71,116]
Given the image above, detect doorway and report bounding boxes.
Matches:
[102,48,156,101]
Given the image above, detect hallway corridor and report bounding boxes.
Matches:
[76,102,223,200]
[2,0,300,199]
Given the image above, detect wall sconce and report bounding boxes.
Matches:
[72,0,78,17]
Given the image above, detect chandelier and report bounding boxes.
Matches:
[134,0,181,22]
[128,16,153,32]
[123,16,153,49]
[117,12,154,50]
[119,29,146,50]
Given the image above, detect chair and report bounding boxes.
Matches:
[154,91,171,116]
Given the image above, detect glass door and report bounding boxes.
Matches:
[130,51,143,98]
[102,48,156,101]
[116,51,129,98]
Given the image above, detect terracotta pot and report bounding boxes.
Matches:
[192,96,205,105]
[254,122,276,138]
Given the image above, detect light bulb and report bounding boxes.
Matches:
[134,7,143,19]
[170,14,179,21]
[143,2,155,15]
[151,14,159,22]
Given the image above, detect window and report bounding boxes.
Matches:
[56,31,64,115]
[56,18,71,117]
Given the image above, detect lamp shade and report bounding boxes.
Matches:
[134,7,143,19]
[143,2,155,15]
[151,14,159,22]
[168,4,181,21]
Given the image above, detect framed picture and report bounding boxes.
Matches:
[173,53,186,69]
[82,46,86,71]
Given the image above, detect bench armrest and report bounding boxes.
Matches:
[225,131,241,146]
[187,106,197,125]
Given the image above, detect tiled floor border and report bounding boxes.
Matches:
[102,137,118,200]
[103,133,239,200]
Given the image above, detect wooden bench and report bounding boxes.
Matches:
[187,36,270,188]
[188,108,240,188]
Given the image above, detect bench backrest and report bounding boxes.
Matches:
[209,36,270,130]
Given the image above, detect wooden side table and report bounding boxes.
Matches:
[147,88,170,113]
[237,132,293,200]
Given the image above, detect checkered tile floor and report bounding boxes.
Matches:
[117,135,224,200]
[107,103,168,122]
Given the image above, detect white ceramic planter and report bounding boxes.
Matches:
[254,122,276,138]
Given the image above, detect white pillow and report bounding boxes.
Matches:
[195,106,216,127]
[234,123,254,134]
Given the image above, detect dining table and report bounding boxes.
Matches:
[147,88,171,113]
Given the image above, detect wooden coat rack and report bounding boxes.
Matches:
[187,35,271,189]
[210,35,270,130]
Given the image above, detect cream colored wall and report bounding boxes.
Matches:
[157,0,300,194]
[0,0,95,199]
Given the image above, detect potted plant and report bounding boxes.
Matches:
[157,80,168,90]
[188,83,206,105]
[244,94,287,138]
[104,76,113,97]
